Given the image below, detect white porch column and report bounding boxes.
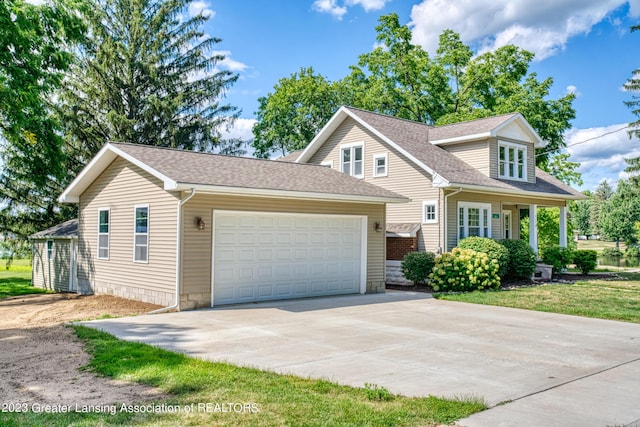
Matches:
[529,204,538,255]
[559,206,567,248]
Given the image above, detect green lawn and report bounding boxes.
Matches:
[0,258,49,300]
[1,326,487,426]
[437,272,640,323]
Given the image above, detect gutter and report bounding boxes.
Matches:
[443,188,463,253]
[149,189,197,314]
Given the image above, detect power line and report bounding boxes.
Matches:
[535,125,631,158]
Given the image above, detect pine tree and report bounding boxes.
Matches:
[58,0,241,165]
[589,180,614,236]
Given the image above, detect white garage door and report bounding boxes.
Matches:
[212,210,365,306]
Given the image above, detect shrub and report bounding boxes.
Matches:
[429,248,500,292]
[541,245,573,273]
[498,239,537,279]
[602,247,623,257]
[458,237,510,278]
[401,251,436,285]
[572,250,598,274]
[626,246,640,258]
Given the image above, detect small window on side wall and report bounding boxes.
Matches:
[46,240,53,260]
[134,205,149,263]
[423,200,438,224]
[373,153,388,177]
[340,144,364,178]
[97,208,110,260]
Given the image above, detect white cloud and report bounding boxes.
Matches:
[409,0,630,60]
[212,50,249,72]
[565,123,638,190]
[220,118,256,141]
[312,0,389,19]
[566,85,580,97]
[312,0,348,19]
[188,1,215,18]
[346,0,388,12]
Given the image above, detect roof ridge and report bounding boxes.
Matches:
[343,106,435,129]
[109,142,331,170]
[431,112,520,129]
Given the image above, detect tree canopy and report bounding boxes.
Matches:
[0,0,241,239]
[251,13,576,170]
[0,0,85,238]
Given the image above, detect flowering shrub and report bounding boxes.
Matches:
[429,248,500,292]
[458,237,510,278]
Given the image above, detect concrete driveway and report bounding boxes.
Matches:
[83,292,640,427]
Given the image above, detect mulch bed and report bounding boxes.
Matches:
[386,272,622,294]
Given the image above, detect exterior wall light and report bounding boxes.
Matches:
[195,217,205,230]
[374,222,382,232]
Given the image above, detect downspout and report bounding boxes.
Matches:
[443,188,463,253]
[149,189,196,314]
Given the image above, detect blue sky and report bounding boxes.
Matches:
[198,0,640,192]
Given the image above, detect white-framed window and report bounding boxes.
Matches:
[458,202,491,240]
[340,143,364,178]
[134,205,149,263]
[46,240,53,260]
[422,200,438,224]
[498,141,527,181]
[97,208,110,260]
[373,153,388,177]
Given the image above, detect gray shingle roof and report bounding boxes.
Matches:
[112,143,407,201]
[30,219,78,239]
[344,107,583,199]
[428,113,520,142]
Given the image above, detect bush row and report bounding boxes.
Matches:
[540,246,598,274]
[401,237,538,292]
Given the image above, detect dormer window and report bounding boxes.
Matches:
[498,141,526,181]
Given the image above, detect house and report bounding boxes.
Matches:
[57,143,408,309]
[30,219,78,292]
[293,107,585,282]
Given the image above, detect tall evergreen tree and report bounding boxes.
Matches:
[58,0,241,168]
[589,179,614,236]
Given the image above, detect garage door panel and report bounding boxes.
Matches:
[213,211,363,306]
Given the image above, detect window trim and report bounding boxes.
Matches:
[97,208,110,260]
[133,204,149,263]
[46,240,53,261]
[372,152,388,177]
[498,140,527,181]
[340,142,364,179]
[458,202,492,240]
[422,200,438,224]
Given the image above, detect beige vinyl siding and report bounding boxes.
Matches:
[180,193,386,309]
[77,157,179,306]
[32,239,72,291]
[308,117,443,252]
[444,140,490,176]
[445,190,567,250]
[489,138,536,183]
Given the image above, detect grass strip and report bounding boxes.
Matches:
[1,326,486,426]
[437,273,640,323]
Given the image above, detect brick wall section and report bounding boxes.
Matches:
[387,237,418,261]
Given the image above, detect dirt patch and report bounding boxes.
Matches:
[0,293,167,407]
